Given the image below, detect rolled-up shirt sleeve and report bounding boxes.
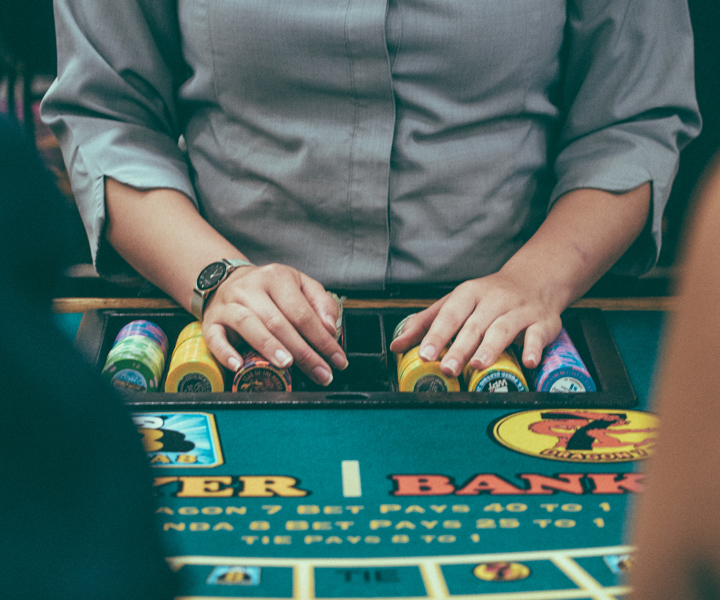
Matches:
[550,0,702,275]
[41,0,195,280]
[43,0,702,283]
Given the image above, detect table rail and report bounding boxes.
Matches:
[52,296,677,314]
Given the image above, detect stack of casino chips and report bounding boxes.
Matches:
[393,314,461,392]
[392,314,415,343]
[232,345,292,392]
[230,292,341,393]
[329,291,346,343]
[533,328,597,393]
[396,346,461,392]
[165,321,225,393]
[463,348,528,393]
[102,319,168,392]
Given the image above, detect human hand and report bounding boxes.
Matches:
[388,183,654,378]
[389,269,564,376]
[201,263,347,386]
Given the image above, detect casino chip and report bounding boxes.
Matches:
[328,291,346,343]
[392,316,460,392]
[232,345,292,392]
[102,320,168,392]
[165,321,225,393]
[463,348,528,393]
[533,328,597,392]
[392,313,417,341]
[395,346,461,392]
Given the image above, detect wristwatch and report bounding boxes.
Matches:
[191,258,255,320]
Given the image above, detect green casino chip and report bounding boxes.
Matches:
[102,357,159,392]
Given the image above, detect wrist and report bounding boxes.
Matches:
[497,254,573,315]
[191,258,255,320]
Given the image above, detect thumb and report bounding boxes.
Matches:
[301,275,344,339]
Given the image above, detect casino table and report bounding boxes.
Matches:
[54,297,669,600]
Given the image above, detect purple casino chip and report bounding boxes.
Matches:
[116,320,169,354]
[533,328,596,393]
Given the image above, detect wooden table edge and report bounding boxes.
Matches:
[52,296,678,314]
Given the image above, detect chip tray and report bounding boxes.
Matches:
[75,307,636,407]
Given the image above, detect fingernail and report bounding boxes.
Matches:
[418,344,436,361]
[330,352,348,370]
[526,353,537,367]
[443,358,459,376]
[478,353,489,367]
[228,357,242,372]
[275,349,292,368]
[313,366,333,386]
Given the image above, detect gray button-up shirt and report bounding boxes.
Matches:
[41,0,701,289]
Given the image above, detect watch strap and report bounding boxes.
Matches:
[224,258,255,269]
[190,291,205,321]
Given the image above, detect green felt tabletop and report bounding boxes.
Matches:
[53,309,666,599]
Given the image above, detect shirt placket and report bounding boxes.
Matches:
[340,0,396,288]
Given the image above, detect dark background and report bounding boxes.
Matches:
[1,0,718,298]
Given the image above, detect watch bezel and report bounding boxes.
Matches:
[196,261,228,291]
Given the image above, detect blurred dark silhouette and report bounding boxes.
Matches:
[0,114,176,599]
[0,0,56,135]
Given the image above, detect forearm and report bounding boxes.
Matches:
[501,183,652,310]
[105,178,247,311]
[104,178,345,385]
[392,182,652,374]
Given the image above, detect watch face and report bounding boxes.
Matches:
[197,262,227,290]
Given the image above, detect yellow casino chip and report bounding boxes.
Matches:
[166,323,225,392]
[463,348,528,392]
[165,356,225,393]
[173,321,204,357]
[397,346,460,392]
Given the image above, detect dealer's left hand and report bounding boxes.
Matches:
[389,268,563,376]
[390,183,653,377]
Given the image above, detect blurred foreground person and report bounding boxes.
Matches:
[0,115,176,600]
[630,155,720,599]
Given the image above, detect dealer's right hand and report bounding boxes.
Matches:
[201,263,348,386]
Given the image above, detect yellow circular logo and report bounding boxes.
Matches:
[492,409,659,463]
[473,562,531,582]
